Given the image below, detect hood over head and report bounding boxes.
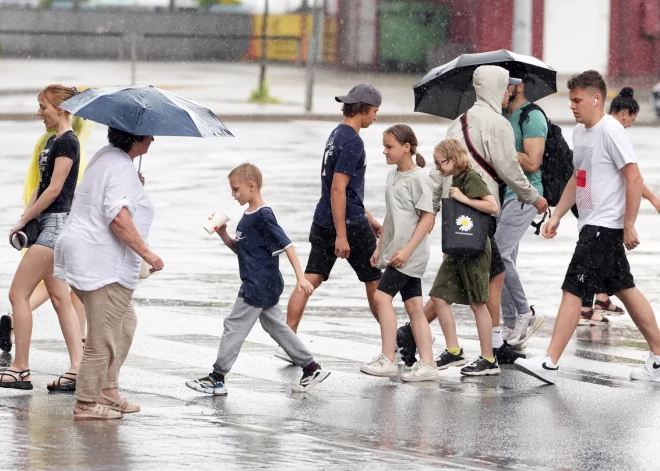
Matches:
[473,65,509,113]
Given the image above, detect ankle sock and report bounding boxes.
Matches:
[210,372,225,383]
[446,347,461,356]
[303,361,319,373]
[544,354,557,368]
[520,311,533,319]
[483,356,496,363]
[492,328,503,348]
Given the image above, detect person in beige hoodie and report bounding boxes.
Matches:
[396,65,548,369]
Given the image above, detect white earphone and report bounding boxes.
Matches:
[594,98,598,106]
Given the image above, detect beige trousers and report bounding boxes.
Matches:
[72,283,136,403]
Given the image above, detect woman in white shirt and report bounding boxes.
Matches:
[54,127,164,420]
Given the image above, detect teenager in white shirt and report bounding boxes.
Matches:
[514,70,660,384]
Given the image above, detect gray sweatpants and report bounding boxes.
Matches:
[494,198,539,328]
[213,296,314,375]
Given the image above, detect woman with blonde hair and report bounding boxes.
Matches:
[1,85,85,391]
[428,138,501,376]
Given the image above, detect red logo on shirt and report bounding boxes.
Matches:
[576,169,587,188]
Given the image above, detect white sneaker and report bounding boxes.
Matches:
[630,352,660,382]
[360,353,399,377]
[514,355,558,385]
[400,360,441,382]
[508,310,545,347]
[502,325,514,342]
[274,346,295,365]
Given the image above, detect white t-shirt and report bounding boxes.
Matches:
[377,167,435,278]
[572,115,636,231]
[54,146,155,291]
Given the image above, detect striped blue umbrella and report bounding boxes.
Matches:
[60,85,233,138]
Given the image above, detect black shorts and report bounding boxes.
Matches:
[305,220,382,283]
[561,225,635,299]
[489,237,506,279]
[377,266,422,301]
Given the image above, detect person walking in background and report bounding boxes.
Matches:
[278,84,384,364]
[0,108,93,355]
[359,125,437,382]
[429,139,501,376]
[55,127,164,419]
[515,70,660,384]
[1,85,84,392]
[186,163,330,396]
[579,86,660,324]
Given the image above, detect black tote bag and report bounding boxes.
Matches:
[441,198,491,257]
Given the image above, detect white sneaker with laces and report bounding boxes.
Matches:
[514,354,558,385]
[630,352,660,382]
[502,325,514,342]
[508,312,545,347]
[274,346,295,365]
[400,361,441,382]
[360,353,399,377]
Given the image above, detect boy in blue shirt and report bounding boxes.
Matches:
[186,163,330,395]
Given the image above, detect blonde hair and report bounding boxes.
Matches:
[384,124,425,167]
[228,162,263,189]
[434,139,472,172]
[39,84,77,111]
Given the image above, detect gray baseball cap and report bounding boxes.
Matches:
[335,84,382,107]
[508,76,523,85]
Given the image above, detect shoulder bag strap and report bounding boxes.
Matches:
[460,113,503,186]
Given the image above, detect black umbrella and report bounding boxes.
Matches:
[413,49,557,119]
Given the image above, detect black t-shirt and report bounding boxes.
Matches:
[37,131,80,213]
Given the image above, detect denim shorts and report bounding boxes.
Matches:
[34,212,68,249]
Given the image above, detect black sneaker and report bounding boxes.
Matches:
[294,362,330,393]
[495,341,526,365]
[396,323,417,367]
[460,357,501,376]
[435,348,469,370]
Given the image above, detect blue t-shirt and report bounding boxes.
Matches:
[312,124,367,229]
[236,206,292,308]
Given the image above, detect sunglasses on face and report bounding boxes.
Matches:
[434,158,449,167]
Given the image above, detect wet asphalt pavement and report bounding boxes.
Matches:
[1,121,660,470]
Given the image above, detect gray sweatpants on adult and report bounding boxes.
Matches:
[213,296,314,375]
[494,198,539,328]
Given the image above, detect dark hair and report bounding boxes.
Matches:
[609,87,640,115]
[567,70,607,98]
[342,102,373,117]
[108,127,145,153]
[384,124,425,168]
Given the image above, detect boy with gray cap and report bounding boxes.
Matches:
[276,84,384,363]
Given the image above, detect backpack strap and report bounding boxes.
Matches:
[518,103,548,134]
[460,113,504,187]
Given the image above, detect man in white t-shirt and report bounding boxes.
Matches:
[514,70,660,384]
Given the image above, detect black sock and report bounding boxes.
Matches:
[303,361,319,373]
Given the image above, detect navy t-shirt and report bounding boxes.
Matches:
[236,206,293,308]
[312,124,367,229]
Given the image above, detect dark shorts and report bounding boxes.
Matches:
[489,237,506,279]
[377,266,422,301]
[562,225,635,299]
[305,220,382,283]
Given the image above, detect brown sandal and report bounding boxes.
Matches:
[579,308,609,326]
[595,298,625,316]
[99,393,140,414]
[74,403,123,421]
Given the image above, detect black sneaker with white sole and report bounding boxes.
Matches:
[435,349,469,370]
[494,341,526,365]
[460,357,501,376]
[185,372,227,395]
[294,363,330,392]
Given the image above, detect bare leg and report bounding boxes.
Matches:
[471,303,494,358]
[547,291,583,363]
[365,279,380,322]
[486,272,505,328]
[423,299,437,323]
[616,287,660,355]
[405,296,433,365]
[70,291,86,338]
[374,290,397,362]
[286,273,323,333]
[29,282,51,311]
[7,246,54,375]
[431,296,459,350]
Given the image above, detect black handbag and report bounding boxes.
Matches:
[441,198,491,257]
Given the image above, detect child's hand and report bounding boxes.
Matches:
[449,186,468,204]
[297,277,315,296]
[389,248,411,268]
[370,248,380,267]
[215,224,228,235]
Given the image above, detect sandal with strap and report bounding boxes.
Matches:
[0,314,13,353]
[578,308,610,326]
[595,298,625,316]
[99,393,140,414]
[0,369,33,390]
[47,372,77,392]
[74,403,123,421]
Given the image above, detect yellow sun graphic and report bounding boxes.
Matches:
[455,215,474,232]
